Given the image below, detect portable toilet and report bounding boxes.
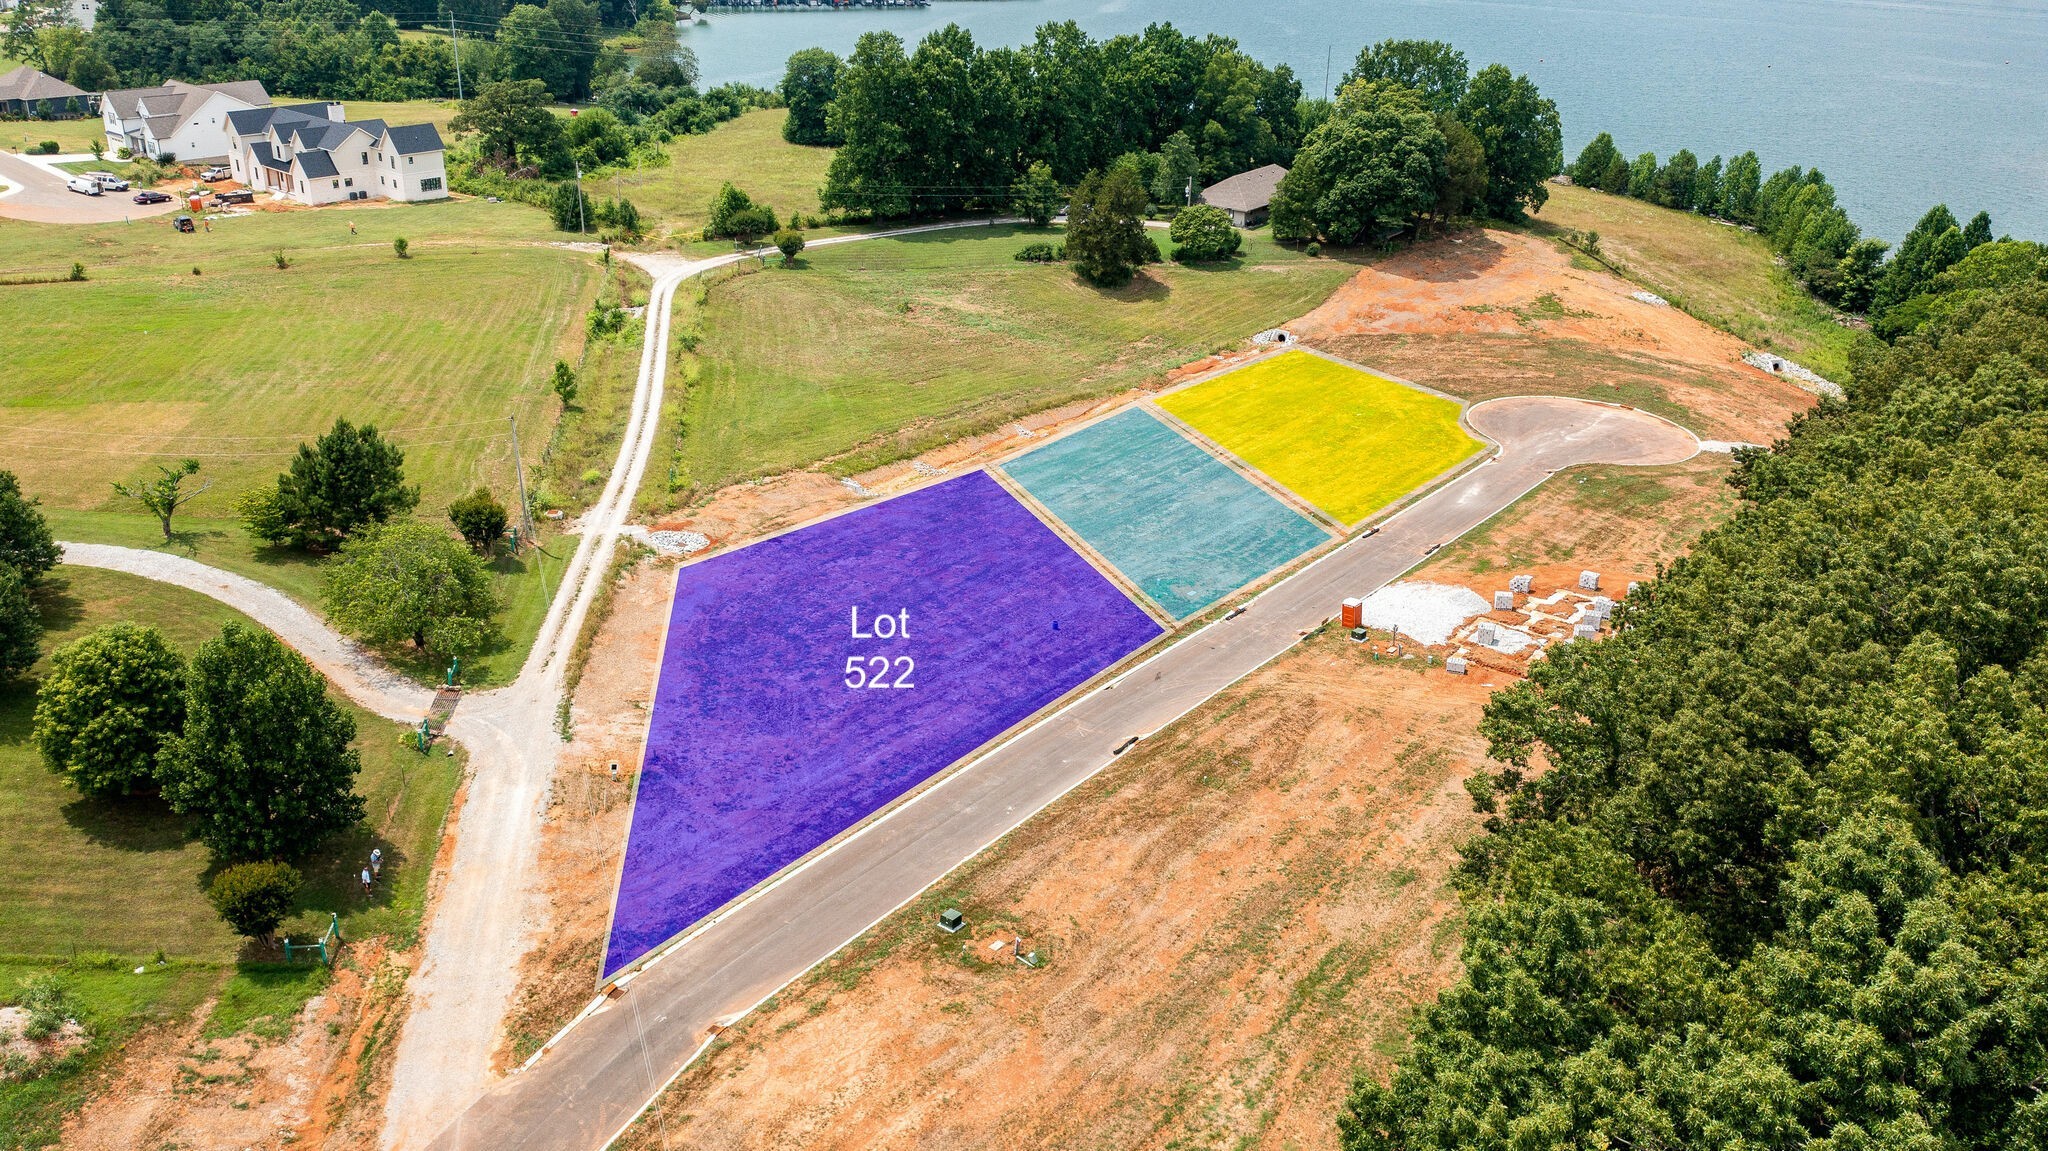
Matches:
[1340,597,1363,628]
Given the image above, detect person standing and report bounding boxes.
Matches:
[370,847,382,878]
[360,867,373,895]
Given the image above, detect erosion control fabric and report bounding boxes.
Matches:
[605,471,1161,977]
[999,408,1332,619]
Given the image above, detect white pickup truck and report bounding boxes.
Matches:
[83,171,130,191]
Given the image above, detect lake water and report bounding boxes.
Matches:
[684,0,2048,242]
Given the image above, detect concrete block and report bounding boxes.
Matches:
[1578,570,1601,591]
[1592,596,1614,612]
[1509,574,1533,593]
[1445,656,1468,675]
[1574,622,1598,639]
[1476,624,1498,646]
[1493,590,1514,611]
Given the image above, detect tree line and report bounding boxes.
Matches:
[787,30,1559,244]
[1567,131,2033,341]
[1342,268,2048,1149]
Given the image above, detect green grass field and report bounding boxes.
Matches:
[0,196,603,684]
[0,567,462,1146]
[1535,184,1864,382]
[650,225,1359,505]
[586,109,833,237]
[1157,350,1483,525]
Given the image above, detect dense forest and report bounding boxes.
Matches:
[1345,261,2048,1148]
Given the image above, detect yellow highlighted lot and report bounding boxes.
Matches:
[1157,351,1483,525]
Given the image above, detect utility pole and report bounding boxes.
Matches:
[574,158,587,234]
[1185,176,1193,207]
[509,415,536,549]
[450,17,463,102]
[1324,44,1332,100]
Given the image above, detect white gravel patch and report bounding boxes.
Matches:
[1743,351,1843,398]
[1478,627,1536,655]
[1630,290,1669,307]
[1357,581,1489,646]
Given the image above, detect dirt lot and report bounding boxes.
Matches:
[1293,228,1815,443]
[58,940,416,1150]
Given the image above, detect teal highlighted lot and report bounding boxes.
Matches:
[999,408,1331,618]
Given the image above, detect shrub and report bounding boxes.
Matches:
[67,262,85,282]
[393,237,409,259]
[13,975,73,1040]
[1305,241,1323,257]
[773,229,806,264]
[448,487,509,552]
[1168,204,1243,263]
[207,861,302,940]
[272,250,290,270]
[1014,241,1063,263]
[549,181,593,233]
[551,360,577,405]
[29,141,58,155]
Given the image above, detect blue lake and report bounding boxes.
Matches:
[685,0,2048,242]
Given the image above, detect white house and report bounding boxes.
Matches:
[226,103,447,206]
[101,79,270,162]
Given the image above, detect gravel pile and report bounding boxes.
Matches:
[1631,290,1670,307]
[1357,581,1489,646]
[645,530,709,555]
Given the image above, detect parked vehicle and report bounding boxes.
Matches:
[84,171,130,191]
[172,215,196,233]
[65,177,102,196]
[210,189,254,206]
[133,189,173,205]
[201,165,231,181]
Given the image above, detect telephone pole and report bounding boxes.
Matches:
[450,18,463,102]
[509,415,536,549]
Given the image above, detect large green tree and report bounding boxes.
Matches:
[1167,204,1241,263]
[0,563,39,680]
[0,470,59,587]
[157,623,365,862]
[779,46,843,145]
[1342,38,1468,113]
[324,521,498,658]
[1457,63,1561,218]
[1063,165,1150,288]
[1566,131,1621,188]
[242,419,418,551]
[1270,80,1445,245]
[450,79,569,174]
[33,623,186,798]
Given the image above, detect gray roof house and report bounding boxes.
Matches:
[1199,163,1289,228]
[226,102,448,205]
[101,79,271,161]
[0,66,90,119]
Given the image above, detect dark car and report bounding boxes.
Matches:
[133,189,173,205]
[210,189,254,206]
[172,215,196,233]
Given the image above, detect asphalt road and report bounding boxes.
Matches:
[425,394,1699,1151]
[0,150,183,224]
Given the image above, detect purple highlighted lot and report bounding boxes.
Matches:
[604,471,1162,977]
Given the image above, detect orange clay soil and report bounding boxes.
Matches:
[613,634,1495,1151]
[1293,228,1816,444]
[60,938,416,1151]
[1414,454,1741,601]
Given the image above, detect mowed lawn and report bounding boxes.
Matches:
[0,197,598,684]
[661,226,1357,502]
[590,109,832,236]
[1535,183,1861,382]
[0,198,589,511]
[1157,350,1483,526]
